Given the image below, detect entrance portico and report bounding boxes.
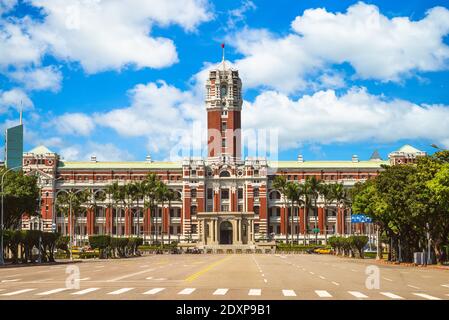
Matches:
[197,212,255,246]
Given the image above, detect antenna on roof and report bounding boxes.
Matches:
[19,100,23,125]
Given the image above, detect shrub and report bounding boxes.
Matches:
[89,235,111,259]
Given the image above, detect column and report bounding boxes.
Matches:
[318,207,324,234]
[213,188,220,212]
[280,207,286,235]
[299,207,305,234]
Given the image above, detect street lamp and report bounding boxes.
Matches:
[1,166,22,265]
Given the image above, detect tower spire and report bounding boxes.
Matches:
[221,43,225,70]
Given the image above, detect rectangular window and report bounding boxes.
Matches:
[191,189,197,198]
[238,188,243,199]
[221,189,229,200]
[221,205,229,212]
[207,188,213,199]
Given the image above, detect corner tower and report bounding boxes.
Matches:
[206,44,242,162]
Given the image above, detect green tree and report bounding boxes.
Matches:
[1,170,40,229]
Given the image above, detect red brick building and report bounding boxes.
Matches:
[20,60,426,247]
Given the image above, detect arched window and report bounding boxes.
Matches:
[219,171,231,177]
[270,191,281,200]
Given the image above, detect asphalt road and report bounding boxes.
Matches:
[0,254,448,300]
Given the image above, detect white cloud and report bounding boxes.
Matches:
[9,66,62,92]
[95,80,203,154]
[52,113,95,136]
[0,88,33,113]
[243,87,449,150]
[0,0,17,15]
[60,142,133,161]
[0,18,45,68]
[27,0,213,73]
[226,0,256,31]
[228,2,449,93]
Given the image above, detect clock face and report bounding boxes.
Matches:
[220,85,227,98]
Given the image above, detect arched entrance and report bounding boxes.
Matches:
[219,221,233,245]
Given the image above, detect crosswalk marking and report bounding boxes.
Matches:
[348,291,368,298]
[36,288,68,296]
[315,290,332,298]
[2,289,35,296]
[413,293,441,300]
[248,289,261,296]
[143,288,165,295]
[178,288,196,295]
[282,290,296,297]
[108,288,134,295]
[71,288,100,295]
[380,292,404,299]
[213,288,228,296]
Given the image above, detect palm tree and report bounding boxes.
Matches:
[307,176,323,244]
[273,175,289,243]
[320,183,336,243]
[333,183,350,235]
[155,182,169,245]
[133,181,146,237]
[285,182,301,245]
[105,182,121,236]
[300,179,313,244]
[143,174,158,243]
[166,189,178,243]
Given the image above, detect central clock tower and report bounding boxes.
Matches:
[206,44,242,162]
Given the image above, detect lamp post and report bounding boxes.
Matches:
[1,166,22,265]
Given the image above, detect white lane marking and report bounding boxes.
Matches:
[2,288,35,296]
[315,290,332,298]
[178,288,196,295]
[36,288,68,296]
[319,276,326,280]
[332,281,340,286]
[1,279,21,283]
[348,291,368,299]
[107,269,154,282]
[154,278,166,281]
[407,284,420,289]
[213,288,228,296]
[282,290,296,297]
[380,292,404,299]
[383,277,393,282]
[146,277,153,280]
[71,288,100,295]
[143,288,165,295]
[76,278,90,281]
[413,293,441,300]
[263,279,268,283]
[140,265,149,268]
[351,269,357,272]
[441,284,449,288]
[309,272,315,275]
[2,274,21,278]
[108,288,134,295]
[248,289,261,296]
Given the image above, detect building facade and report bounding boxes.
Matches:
[20,60,427,247]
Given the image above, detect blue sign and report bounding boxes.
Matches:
[351,214,372,223]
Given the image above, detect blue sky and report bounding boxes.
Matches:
[1,0,449,162]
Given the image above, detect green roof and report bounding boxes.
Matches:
[268,160,389,169]
[58,161,182,170]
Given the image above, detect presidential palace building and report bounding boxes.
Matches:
[19,58,427,248]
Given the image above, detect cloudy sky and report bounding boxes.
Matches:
[1,0,449,162]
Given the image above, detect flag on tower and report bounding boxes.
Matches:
[221,43,225,48]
